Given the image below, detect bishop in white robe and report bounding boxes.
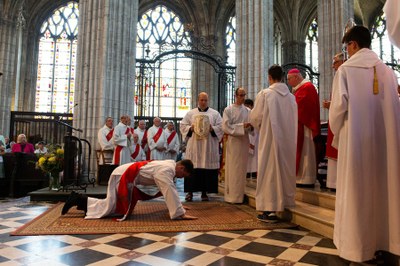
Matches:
[250,65,297,220]
[222,88,252,203]
[330,26,400,263]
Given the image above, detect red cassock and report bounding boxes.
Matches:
[294,82,321,174]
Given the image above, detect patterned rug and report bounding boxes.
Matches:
[11,201,297,236]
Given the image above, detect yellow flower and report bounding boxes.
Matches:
[38,157,46,166]
[56,149,64,155]
[48,156,56,163]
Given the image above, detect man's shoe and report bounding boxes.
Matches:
[201,193,209,201]
[185,192,193,202]
[61,191,80,215]
[257,212,278,223]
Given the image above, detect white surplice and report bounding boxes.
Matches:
[147,125,167,160]
[296,126,316,185]
[112,122,131,165]
[164,129,180,161]
[222,104,251,203]
[180,108,223,169]
[97,125,114,164]
[85,160,185,220]
[330,48,400,262]
[250,83,298,212]
[247,130,258,174]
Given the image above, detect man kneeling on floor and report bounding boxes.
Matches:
[61,159,197,221]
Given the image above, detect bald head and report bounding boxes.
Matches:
[198,92,209,110]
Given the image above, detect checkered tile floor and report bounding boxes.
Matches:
[0,197,354,266]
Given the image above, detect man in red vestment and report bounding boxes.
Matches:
[322,53,344,190]
[287,68,320,186]
[61,159,197,220]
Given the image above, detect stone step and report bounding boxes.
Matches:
[284,200,335,239]
[295,187,336,210]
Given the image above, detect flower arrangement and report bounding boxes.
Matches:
[36,145,64,190]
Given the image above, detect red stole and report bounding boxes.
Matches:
[115,161,162,221]
[141,129,148,149]
[106,128,114,141]
[131,144,140,159]
[114,127,131,165]
[294,82,321,174]
[167,131,176,145]
[153,127,163,143]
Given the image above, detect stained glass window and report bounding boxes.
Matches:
[305,18,318,72]
[35,2,78,114]
[136,5,192,118]
[226,16,236,67]
[371,11,400,81]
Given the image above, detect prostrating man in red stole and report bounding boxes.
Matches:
[164,122,180,161]
[130,133,146,162]
[147,117,167,160]
[112,115,132,165]
[97,116,114,164]
[287,68,320,187]
[61,159,197,220]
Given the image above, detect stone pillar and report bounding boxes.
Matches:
[0,14,18,136]
[74,0,139,175]
[318,0,353,120]
[235,0,274,100]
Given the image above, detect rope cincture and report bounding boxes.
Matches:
[373,66,379,95]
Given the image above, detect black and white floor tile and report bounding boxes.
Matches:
[0,196,357,266]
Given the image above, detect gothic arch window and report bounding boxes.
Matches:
[35,2,78,113]
[274,19,282,65]
[226,15,236,67]
[305,18,318,71]
[136,5,192,118]
[371,11,400,80]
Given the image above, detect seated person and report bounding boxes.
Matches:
[61,159,197,221]
[34,141,48,154]
[11,134,34,153]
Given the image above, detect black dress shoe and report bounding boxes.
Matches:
[61,191,80,215]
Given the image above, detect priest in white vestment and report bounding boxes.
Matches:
[61,160,197,220]
[164,122,180,161]
[250,65,298,223]
[180,92,224,201]
[112,115,132,165]
[147,117,167,160]
[130,133,146,162]
[330,26,400,263]
[222,88,252,203]
[97,116,114,164]
[134,120,149,159]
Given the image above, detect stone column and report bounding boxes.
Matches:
[318,0,353,120]
[235,0,274,100]
[0,14,18,136]
[74,0,139,175]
